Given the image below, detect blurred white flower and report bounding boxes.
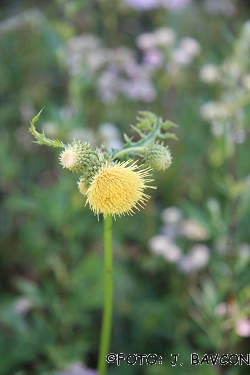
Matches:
[65,34,104,76]
[136,27,175,51]
[106,47,135,68]
[241,20,250,43]
[211,121,224,137]
[98,88,117,103]
[179,37,201,57]
[222,60,241,80]
[189,244,210,267]
[148,235,169,254]
[13,297,33,316]
[99,122,123,150]
[94,44,155,103]
[200,101,231,122]
[170,37,200,66]
[235,317,250,337]
[178,244,210,273]
[171,48,192,65]
[180,219,210,240]
[143,49,164,68]
[161,224,180,240]
[136,33,158,50]
[242,74,250,91]
[85,50,107,73]
[232,129,246,144]
[153,27,176,47]
[99,122,120,139]
[121,78,156,102]
[148,235,182,263]
[164,243,182,263]
[97,70,120,103]
[199,64,221,83]
[66,36,137,80]
[238,243,250,261]
[215,300,238,317]
[214,302,227,316]
[177,256,193,273]
[125,62,151,79]
[161,206,183,224]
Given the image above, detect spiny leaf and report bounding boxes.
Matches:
[29,108,65,148]
[161,120,178,130]
[123,133,132,143]
[130,125,145,138]
[160,133,178,140]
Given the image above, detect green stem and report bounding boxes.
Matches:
[113,146,146,159]
[98,215,113,375]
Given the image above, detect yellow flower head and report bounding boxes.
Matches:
[86,161,155,218]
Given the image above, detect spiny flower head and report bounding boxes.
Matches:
[59,141,101,173]
[143,143,172,171]
[29,109,176,219]
[85,160,155,218]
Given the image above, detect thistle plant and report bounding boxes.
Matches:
[29,109,177,375]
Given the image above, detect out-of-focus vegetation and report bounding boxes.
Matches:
[1,0,250,374]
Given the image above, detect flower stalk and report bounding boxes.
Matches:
[98,215,113,375]
[113,146,147,159]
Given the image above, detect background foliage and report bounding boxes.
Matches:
[1,0,250,374]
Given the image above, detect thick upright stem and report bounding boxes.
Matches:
[98,215,113,375]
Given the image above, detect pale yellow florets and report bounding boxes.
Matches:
[60,148,77,170]
[86,161,155,218]
[59,141,101,174]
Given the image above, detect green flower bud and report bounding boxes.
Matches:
[59,141,101,174]
[143,143,172,171]
[78,176,89,196]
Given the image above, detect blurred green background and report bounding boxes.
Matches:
[1,0,250,374]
